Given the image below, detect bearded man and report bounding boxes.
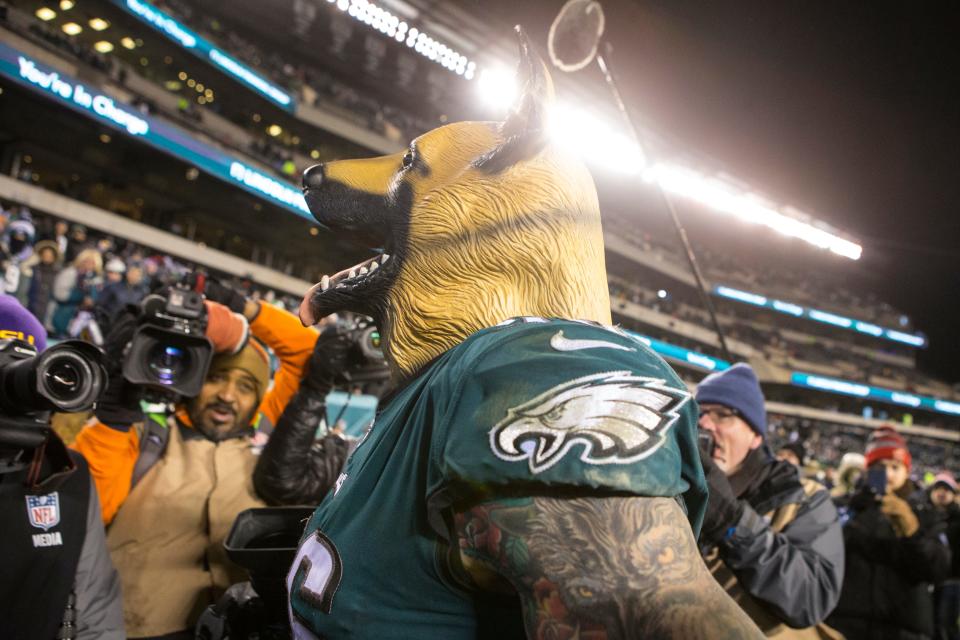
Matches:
[74,288,318,639]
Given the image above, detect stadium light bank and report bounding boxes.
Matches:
[476,67,862,261]
[166,0,860,261]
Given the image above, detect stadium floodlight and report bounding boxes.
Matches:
[331,0,477,80]
[643,162,862,260]
[35,7,57,21]
[61,22,83,35]
[89,18,111,31]
[476,67,517,111]
[94,41,115,53]
[471,68,860,259]
[548,103,645,173]
[120,37,137,49]
[59,0,74,9]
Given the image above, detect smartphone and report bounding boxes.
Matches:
[865,465,887,497]
[697,431,716,458]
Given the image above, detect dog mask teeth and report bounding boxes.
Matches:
[320,275,330,291]
[369,261,378,271]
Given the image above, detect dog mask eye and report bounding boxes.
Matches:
[401,149,415,169]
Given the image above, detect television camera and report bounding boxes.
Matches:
[122,283,213,399]
[0,338,107,456]
[338,314,389,387]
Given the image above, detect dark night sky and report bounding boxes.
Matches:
[479,1,959,383]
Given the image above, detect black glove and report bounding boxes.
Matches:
[203,278,248,314]
[253,354,354,506]
[699,450,745,547]
[303,326,361,391]
[94,308,143,430]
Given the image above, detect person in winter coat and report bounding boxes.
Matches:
[0,295,124,640]
[827,427,952,640]
[696,363,845,638]
[930,472,960,640]
[94,262,148,332]
[63,223,88,264]
[2,217,36,299]
[72,281,318,638]
[25,240,61,326]
[51,248,102,338]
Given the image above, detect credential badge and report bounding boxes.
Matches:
[490,371,691,473]
[26,492,60,531]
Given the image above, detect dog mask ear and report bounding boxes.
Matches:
[475,26,556,173]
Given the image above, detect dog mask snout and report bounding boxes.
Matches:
[302,164,325,191]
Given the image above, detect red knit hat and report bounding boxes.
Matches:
[864,426,912,470]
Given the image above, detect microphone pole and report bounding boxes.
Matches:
[595,42,733,362]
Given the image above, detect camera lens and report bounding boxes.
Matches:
[44,358,82,400]
[148,343,190,385]
[33,345,105,412]
[357,327,384,361]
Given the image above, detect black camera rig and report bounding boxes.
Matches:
[0,338,107,458]
[123,284,213,399]
[338,314,389,386]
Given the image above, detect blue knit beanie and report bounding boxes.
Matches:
[0,294,47,352]
[696,363,766,436]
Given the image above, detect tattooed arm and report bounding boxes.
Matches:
[454,495,763,639]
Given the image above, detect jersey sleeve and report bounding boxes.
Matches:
[428,321,707,530]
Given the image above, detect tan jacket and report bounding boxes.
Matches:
[106,416,265,637]
[706,478,845,639]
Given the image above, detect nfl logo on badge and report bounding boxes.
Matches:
[26,492,60,531]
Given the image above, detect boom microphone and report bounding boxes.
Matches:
[547,0,605,72]
[546,0,734,361]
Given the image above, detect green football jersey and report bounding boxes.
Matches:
[287,318,706,639]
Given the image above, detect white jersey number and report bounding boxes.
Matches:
[287,529,342,637]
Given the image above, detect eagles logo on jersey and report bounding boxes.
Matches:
[490,371,691,473]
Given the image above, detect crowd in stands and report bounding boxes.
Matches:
[0,203,302,346]
[2,5,311,182]
[606,219,912,330]
[608,274,956,401]
[162,0,437,140]
[768,414,960,479]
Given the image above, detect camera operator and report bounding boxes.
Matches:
[827,427,951,640]
[72,280,319,639]
[0,295,123,640]
[696,364,845,636]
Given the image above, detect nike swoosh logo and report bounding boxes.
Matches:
[550,330,636,353]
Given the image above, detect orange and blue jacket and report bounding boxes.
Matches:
[73,303,319,524]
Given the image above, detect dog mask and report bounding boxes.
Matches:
[300,31,612,380]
